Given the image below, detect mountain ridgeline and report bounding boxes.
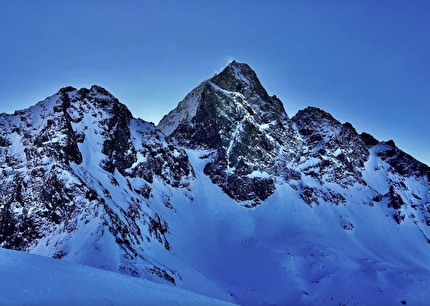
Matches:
[159,61,430,205]
[0,61,429,305]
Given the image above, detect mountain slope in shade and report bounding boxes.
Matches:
[0,61,429,305]
[0,247,236,306]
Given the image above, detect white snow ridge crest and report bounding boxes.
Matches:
[0,61,429,305]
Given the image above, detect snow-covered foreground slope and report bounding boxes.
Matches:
[0,247,236,306]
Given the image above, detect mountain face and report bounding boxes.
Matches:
[1,61,430,305]
[160,61,430,210]
[159,61,299,205]
[0,85,194,282]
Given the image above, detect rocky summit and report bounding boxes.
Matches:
[1,61,429,305]
[159,61,299,204]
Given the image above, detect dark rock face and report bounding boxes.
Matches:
[159,61,298,203]
[99,99,135,174]
[130,141,194,188]
[376,140,430,178]
[13,87,85,167]
[0,195,41,250]
[387,185,405,210]
[292,107,370,187]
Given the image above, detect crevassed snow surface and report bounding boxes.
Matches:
[0,248,236,306]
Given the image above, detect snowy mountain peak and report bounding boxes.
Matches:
[159,62,295,203]
[58,85,77,94]
[1,63,430,306]
[158,62,430,206]
[210,60,270,99]
[0,84,195,283]
[158,61,288,137]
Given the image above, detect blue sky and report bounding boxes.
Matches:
[1,1,429,165]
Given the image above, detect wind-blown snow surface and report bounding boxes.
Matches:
[0,247,235,306]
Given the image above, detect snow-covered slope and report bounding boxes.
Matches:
[0,61,429,305]
[165,148,430,305]
[0,247,235,306]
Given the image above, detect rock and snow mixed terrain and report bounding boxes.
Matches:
[0,61,429,305]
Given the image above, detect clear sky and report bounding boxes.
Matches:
[1,1,429,165]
